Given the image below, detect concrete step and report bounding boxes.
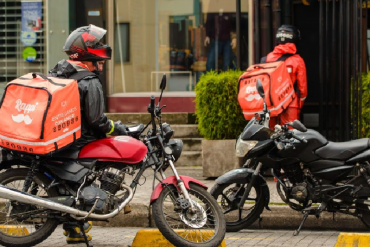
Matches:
[106,113,196,125]
[172,124,200,138]
[182,138,202,151]
[175,151,202,167]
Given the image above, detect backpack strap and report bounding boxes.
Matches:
[276,53,293,62]
[68,71,97,81]
[260,53,292,63]
[277,53,299,96]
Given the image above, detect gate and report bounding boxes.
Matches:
[253,0,368,141]
[319,0,367,141]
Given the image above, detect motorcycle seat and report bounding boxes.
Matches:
[52,148,80,159]
[315,138,369,161]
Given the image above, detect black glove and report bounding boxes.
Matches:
[114,121,128,135]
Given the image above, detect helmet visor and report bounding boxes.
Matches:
[81,24,107,47]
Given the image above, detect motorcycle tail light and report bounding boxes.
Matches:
[235,139,258,157]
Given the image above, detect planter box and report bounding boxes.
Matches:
[202,139,243,177]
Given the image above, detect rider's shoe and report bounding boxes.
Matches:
[124,204,132,214]
[63,221,92,244]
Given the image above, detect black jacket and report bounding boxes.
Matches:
[49,59,114,150]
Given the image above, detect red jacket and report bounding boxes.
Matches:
[266,43,307,108]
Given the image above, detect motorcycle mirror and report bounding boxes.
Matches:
[158,74,166,103]
[256,79,265,99]
[289,120,307,132]
[160,74,167,90]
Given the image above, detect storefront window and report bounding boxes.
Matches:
[112,0,249,93]
[114,23,130,63]
[0,0,45,93]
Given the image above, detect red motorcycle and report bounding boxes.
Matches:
[0,75,226,247]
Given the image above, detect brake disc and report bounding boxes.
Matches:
[179,201,207,228]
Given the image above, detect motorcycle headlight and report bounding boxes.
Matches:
[235,138,258,157]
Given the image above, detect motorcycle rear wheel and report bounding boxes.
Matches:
[0,168,59,247]
[152,183,226,247]
[210,182,265,232]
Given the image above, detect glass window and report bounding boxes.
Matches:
[111,0,249,93]
[0,0,45,93]
[114,23,130,63]
[158,0,237,91]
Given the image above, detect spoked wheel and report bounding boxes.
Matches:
[152,183,226,247]
[210,183,265,232]
[0,168,59,247]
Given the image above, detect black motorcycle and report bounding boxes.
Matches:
[210,79,370,235]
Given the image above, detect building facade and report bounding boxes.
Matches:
[1,0,369,141]
[1,0,251,112]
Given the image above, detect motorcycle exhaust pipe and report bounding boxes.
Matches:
[0,183,133,220]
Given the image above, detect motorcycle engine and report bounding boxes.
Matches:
[78,168,126,214]
[80,186,108,213]
[99,168,125,195]
[290,182,308,203]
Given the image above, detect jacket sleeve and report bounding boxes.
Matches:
[83,77,115,135]
[296,57,307,108]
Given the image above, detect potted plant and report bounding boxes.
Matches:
[195,70,247,177]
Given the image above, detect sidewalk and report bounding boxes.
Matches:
[35,226,341,247]
[95,167,368,231]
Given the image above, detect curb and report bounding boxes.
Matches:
[131,229,227,247]
[249,205,367,231]
[334,232,370,247]
[94,203,368,231]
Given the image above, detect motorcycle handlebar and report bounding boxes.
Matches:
[291,133,308,143]
[150,95,155,109]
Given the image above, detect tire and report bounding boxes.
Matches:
[152,183,226,247]
[354,177,370,228]
[357,203,370,228]
[210,182,265,232]
[0,168,59,247]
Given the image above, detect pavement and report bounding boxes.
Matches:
[34,226,341,247]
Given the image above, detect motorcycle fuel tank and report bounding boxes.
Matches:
[78,136,147,163]
[278,129,328,163]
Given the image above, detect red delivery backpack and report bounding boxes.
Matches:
[237,54,296,120]
[0,72,81,155]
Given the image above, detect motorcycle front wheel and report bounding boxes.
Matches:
[210,182,266,232]
[0,168,59,247]
[152,183,226,247]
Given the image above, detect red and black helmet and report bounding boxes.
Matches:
[63,25,112,61]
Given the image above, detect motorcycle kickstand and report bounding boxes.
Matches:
[258,217,263,229]
[78,222,92,247]
[293,211,309,236]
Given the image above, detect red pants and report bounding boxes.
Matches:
[269,107,300,129]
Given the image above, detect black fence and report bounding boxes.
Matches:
[253,0,368,141]
[319,0,367,141]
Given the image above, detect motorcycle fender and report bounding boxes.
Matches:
[215,168,270,210]
[150,175,208,204]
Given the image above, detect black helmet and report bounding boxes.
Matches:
[63,24,112,61]
[168,139,183,162]
[276,25,301,45]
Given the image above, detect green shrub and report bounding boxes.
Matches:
[361,72,370,137]
[194,70,247,140]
